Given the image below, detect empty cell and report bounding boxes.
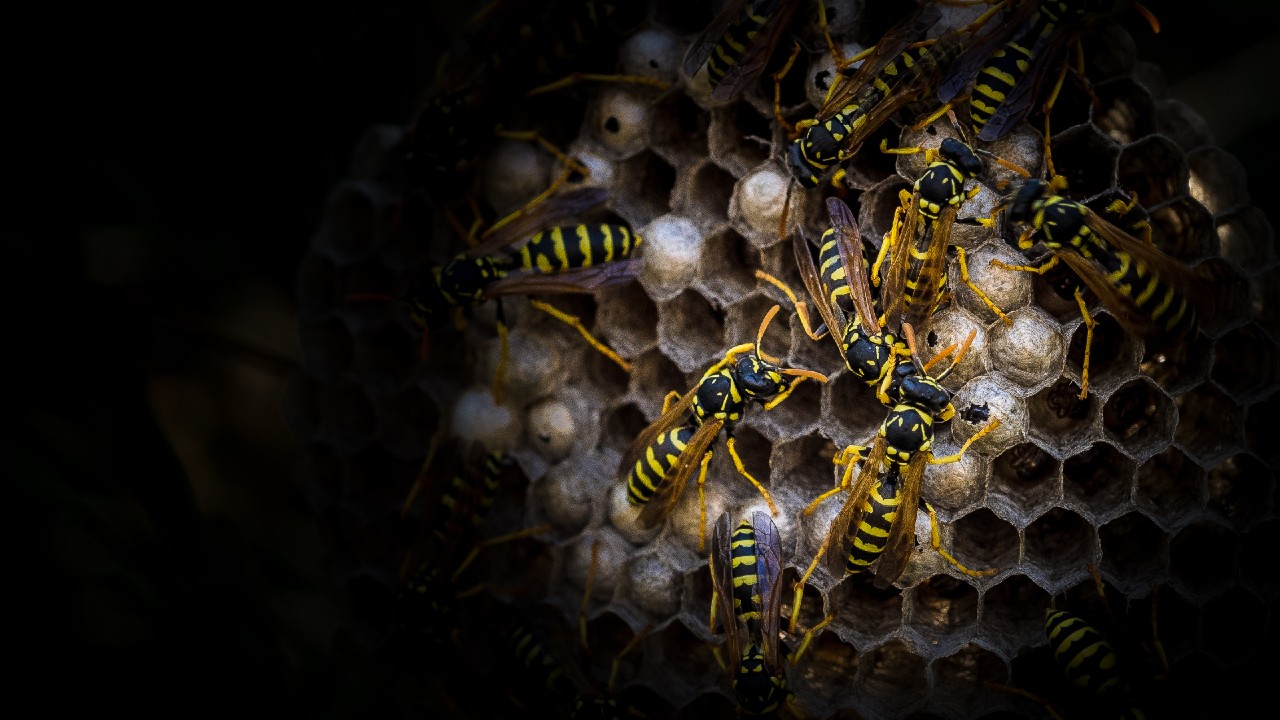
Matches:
[1186,146,1250,216]
[627,350,686,415]
[1102,378,1175,461]
[1117,136,1190,210]
[681,162,736,230]
[989,442,1062,524]
[1023,508,1097,590]
[820,371,886,448]
[827,572,904,647]
[1216,205,1276,273]
[709,103,774,178]
[615,151,677,228]
[1090,76,1156,145]
[1027,378,1098,458]
[1169,519,1238,600]
[855,639,928,719]
[1065,312,1141,399]
[1201,585,1267,666]
[907,574,979,644]
[1174,384,1245,467]
[1062,442,1137,523]
[1047,125,1119,201]
[1208,452,1274,532]
[1098,512,1167,592]
[929,644,1013,719]
[752,374,823,441]
[1240,519,1280,602]
[697,228,760,305]
[657,289,725,373]
[1133,446,1205,531]
[982,575,1053,658]
[1211,325,1280,405]
[790,627,859,712]
[950,508,1019,577]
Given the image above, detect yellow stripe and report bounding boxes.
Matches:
[577,224,593,266]
[553,227,570,270]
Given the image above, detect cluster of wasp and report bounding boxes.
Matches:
[312,0,1271,718]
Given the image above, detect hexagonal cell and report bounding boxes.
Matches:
[697,228,761,306]
[612,151,677,228]
[1190,255,1254,339]
[725,293,793,360]
[657,289,725,373]
[985,306,1066,392]
[989,442,1062,523]
[922,437,988,513]
[827,572,904,647]
[1098,511,1167,593]
[947,374,1029,459]
[928,644,1011,719]
[751,372,823,442]
[853,639,928,719]
[950,508,1020,579]
[677,161,735,231]
[594,279,660,362]
[730,164,792,246]
[1148,196,1216,264]
[917,307,988,391]
[1200,585,1268,666]
[858,174,913,244]
[1062,442,1137,523]
[299,315,355,383]
[1023,508,1097,591]
[1102,378,1176,461]
[1090,76,1156,145]
[1210,324,1280,404]
[620,549,683,621]
[1133,446,1206,532]
[1257,266,1280,345]
[1186,146,1250,216]
[315,380,380,457]
[820,370,885,448]
[532,458,597,536]
[1047,125,1119,200]
[1065,312,1142,399]
[1216,205,1276,275]
[1174,383,1245,467]
[648,91,710,164]
[590,85,655,160]
[1155,98,1214,153]
[1116,136,1189,210]
[1169,519,1238,601]
[707,103,773,179]
[638,213,705,302]
[1207,453,1273,531]
[793,625,859,713]
[1240,518,1280,602]
[1027,378,1099,458]
[906,574,979,653]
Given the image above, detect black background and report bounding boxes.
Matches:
[10,2,1280,717]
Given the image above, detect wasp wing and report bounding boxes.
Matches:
[483,258,643,297]
[827,196,881,337]
[683,0,750,80]
[711,0,804,102]
[822,436,888,577]
[975,13,1083,142]
[792,227,848,353]
[872,453,927,589]
[637,418,723,529]
[751,509,787,676]
[880,189,921,335]
[617,384,699,479]
[465,186,610,259]
[937,0,1041,104]
[903,206,957,334]
[709,511,743,675]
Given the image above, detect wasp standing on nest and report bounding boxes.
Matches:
[619,305,827,551]
[347,186,642,404]
[991,177,1206,398]
[789,322,1001,630]
[709,510,833,718]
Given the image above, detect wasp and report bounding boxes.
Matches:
[708,511,832,718]
[783,3,1000,188]
[936,0,1159,174]
[348,186,642,403]
[992,178,1204,398]
[757,196,911,407]
[683,0,808,103]
[792,323,1001,602]
[508,615,651,720]
[618,304,827,551]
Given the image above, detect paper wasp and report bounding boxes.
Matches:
[783,2,1000,188]
[791,323,1000,608]
[757,196,910,406]
[618,304,827,551]
[992,178,1203,398]
[347,186,642,403]
[682,0,807,103]
[708,511,832,718]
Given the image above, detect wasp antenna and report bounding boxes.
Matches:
[756,304,781,354]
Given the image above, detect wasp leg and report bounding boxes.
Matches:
[787,612,835,665]
[726,436,778,516]
[923,500,997,577]
[872,204,904,288]
[450,524,554,584]
[493,298,511,405]
[956,246,1011,325]
[928,418,1001,465]
[772,43,804,136]
[524,71,670,97]
[607,625,652,695]
[1073,287,1095,399]
[754,270,830,340]
[696,449,715,552]
[528,299,633,372]
[802,445,865,516]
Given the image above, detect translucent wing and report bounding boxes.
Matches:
[976,13,1083,142]
[902,206,957,333]
[937,0,1041,103]
[711,0,804,102]
[616,384,699,479]
[872,453,927,589]
[636,418,723,529]
[828,196,881,336]
[709,511,743,675]
[683,0,750,80]
[483,257,643,296]
[822,436,888,577]
[792,226,848,353]
[880,189,921,335]
[751,510,787,675]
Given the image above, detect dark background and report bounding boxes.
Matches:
[10,2,1279,717]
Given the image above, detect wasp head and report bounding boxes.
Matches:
[786,140,822,189]
[940,137,983,178]
[899,373,952,417]
[734,355,788,401]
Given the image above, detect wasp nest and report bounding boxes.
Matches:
[289,1,1278,718]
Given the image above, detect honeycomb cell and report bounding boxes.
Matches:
[804,40,864,110]
[1098,511,1167,593]
[1240,519,1280,602]
[696,228,760,305]
[299,316,354,384]
[906,574,979,656]
[1201,585,1267,666]
[649,91,711,167]
[1023,508,1097,592]
[679,161,736,232]
[657,289,724,373]
[479,138,559,219]
[1102,378,1176,460]
[592,85,655,160]
[1192,256,1254,339]
[988,442,1062,524]
[1133,446,1206,532]
[526,399,576,461]
[1216,205,1277,275]
[1186,145,1250,216]
[858,174,912,245]
[1147,196,1216,264]
[827,572,904,647]
[1116,135,1189,210]
[644,620,716,711]
[725,293,792,359]
[1174,383,1245,467]
[1090,76,1156,144]
[1207,453,1273,531]
[1025,378,1097,458]
[854,639,928,719]
[928,644,1011,719]
[619,27,683,85]
[708,103,773,179]
[987,307,1066,392]
[1169,519,1237,601]
[1210,324,1280,404]
[613,151,677,228]
[594,280,660,362]
[731,164,791,245]
[752,372,823,442]
[638,213,704,302]
[1047,124,1120,200]
[1155,98,1214,153]
[1065,312,1142,399]
[532,457,596,535]
[791,627,859,712]
[608,479,663,546]
[316,380,380,457]
[820,371,884,449]
[981,575,1054,659]
[1059,438,1141,515]
[948,374,1028,459]
[921,438,987,513]
[622,550,682,620]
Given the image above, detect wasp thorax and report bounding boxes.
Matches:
[1008,179,1050,224]
[438,255,501,303]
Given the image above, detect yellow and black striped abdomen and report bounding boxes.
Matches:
[518,224,641,273]
[845,473,903,574]
[728,519,764,632]
[969,41,1033,132]
[704,0,775,86]
[817,229,855,316]
[1105,250,1197,336]
[1045,608,1127,700]
[433,450,504,546]
[626,424,697,507]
